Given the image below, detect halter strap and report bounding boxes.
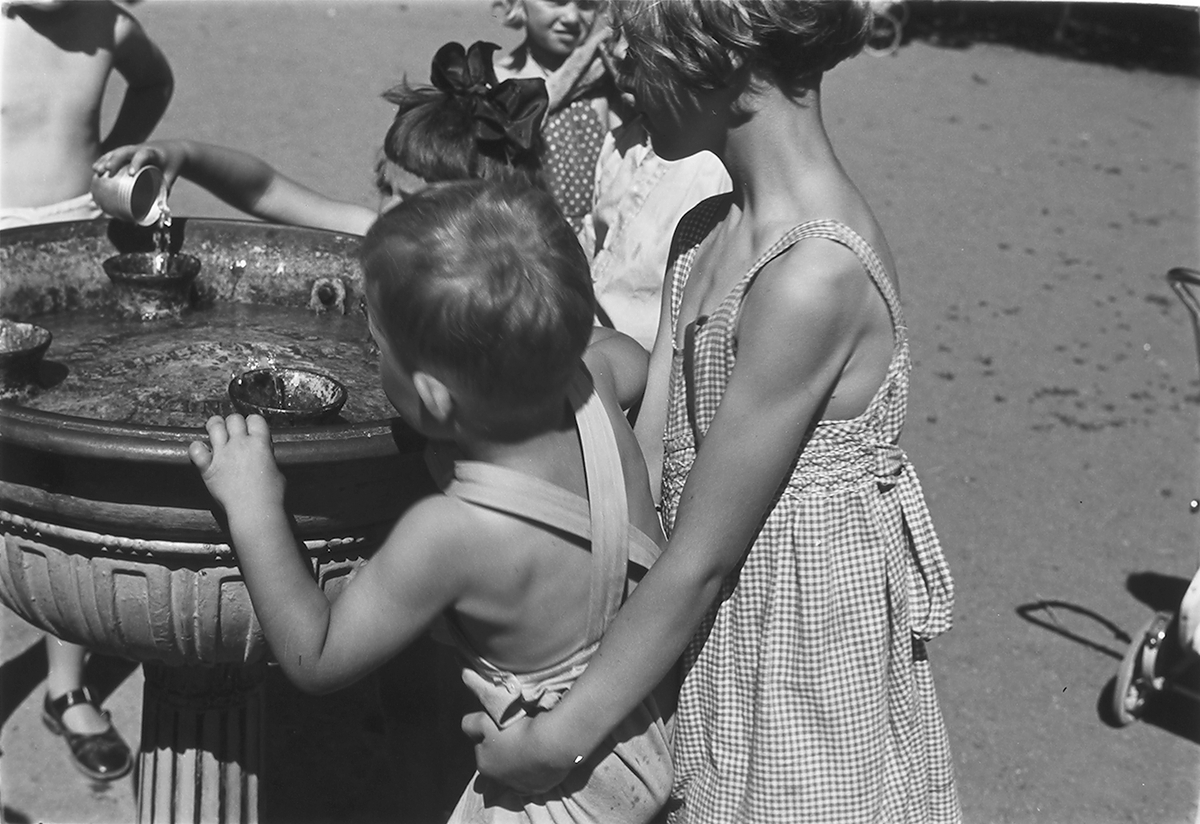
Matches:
[446,369,660,641]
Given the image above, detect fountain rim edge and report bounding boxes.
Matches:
[0,215,365,243]
[0,404,409,464]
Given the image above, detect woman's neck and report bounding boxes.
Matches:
[720,81,842,223]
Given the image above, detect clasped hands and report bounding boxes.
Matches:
[461,710,576,795]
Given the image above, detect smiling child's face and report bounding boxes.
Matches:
[523,0,600,59]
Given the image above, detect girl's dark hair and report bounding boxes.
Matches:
[361,179,594,426]
[381,83,544,187]
[380,41,550,189]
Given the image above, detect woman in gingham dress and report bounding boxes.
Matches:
[469,2,961,820]
[655,202,959,822]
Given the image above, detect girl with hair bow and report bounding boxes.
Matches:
[492,0,629,236]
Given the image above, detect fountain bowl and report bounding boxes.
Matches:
[0,217,433,666]
[229,366,348,426]
[0,217,441,823]
[102,251,201,320]
[0,318,52,391]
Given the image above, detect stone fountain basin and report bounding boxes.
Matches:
[0,218,433,667]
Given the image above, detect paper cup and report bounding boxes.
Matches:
[90,165,165,226]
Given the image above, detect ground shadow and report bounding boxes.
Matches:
[0,641,46,728]
[1126,570,1193,614]
[1098,664,1200,744]
[1012,598,1200,743]
[903,1,1200,77]
[261,631,476,823]
[1089,571,1200,743]
[1015,599,1130,660]
[0,804,32,824]
[0,639,137,728]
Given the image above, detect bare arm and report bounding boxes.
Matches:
[585,326,648,410]
[631,261,679,501]
[94,140,377,235]
[467,243,868,789]
[188,414,468,694]
[99,5,173,153]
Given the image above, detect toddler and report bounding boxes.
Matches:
[189,179,674,823]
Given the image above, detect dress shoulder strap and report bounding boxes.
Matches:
[734,218,906,344]
[667,194,732,334]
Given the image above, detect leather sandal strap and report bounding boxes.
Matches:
[47,687,96,716]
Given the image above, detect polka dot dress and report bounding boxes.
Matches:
[542,99,606,233]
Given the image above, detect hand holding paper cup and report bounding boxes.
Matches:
[90,164,166,226]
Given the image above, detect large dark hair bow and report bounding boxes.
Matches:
[431,41,548,157]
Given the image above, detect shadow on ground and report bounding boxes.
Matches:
[902,1,1200,77]
[261,633,477,823]
[0,644,138,729]
[1018,570,1200,747]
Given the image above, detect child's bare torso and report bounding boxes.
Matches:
[1,3,117,206]
[437,378,661,674]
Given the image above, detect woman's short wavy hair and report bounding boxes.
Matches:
[361,179,594,429]
[612,0,870,99]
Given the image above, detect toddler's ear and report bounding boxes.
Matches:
[412,371,455,424]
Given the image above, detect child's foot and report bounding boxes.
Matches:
[41,688,133,781]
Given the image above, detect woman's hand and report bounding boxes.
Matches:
[93,139,187,192]
[188,413,285,515]
[461,712,574,795]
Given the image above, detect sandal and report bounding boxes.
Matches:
[41,688,133,781]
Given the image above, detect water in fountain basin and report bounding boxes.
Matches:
[18,302,393,427]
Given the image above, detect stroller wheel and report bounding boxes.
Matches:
[1111,613,1172,726]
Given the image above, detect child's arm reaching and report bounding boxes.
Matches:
[94,141,377,236]
[189,414,468,693]
[585,326,648,411]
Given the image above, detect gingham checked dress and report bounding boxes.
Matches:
[659,198,960,823]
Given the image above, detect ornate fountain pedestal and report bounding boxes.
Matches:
[139,661,266,824]
[0,218,433,823]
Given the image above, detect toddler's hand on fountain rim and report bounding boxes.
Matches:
[189,413,286,511]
